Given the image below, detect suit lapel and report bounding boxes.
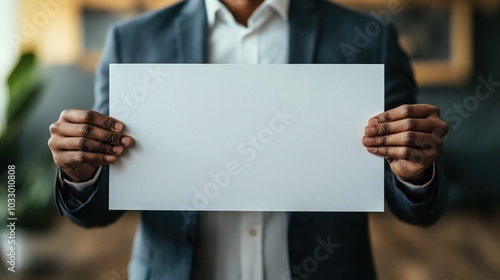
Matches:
[288,0,321,63]
[175,0,320,229]
[175,0,321,63]
[175,0,208,63]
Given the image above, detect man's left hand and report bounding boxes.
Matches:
[362,104,448,185]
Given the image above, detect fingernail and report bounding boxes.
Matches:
[121,136,132,146]
[368,118,379,126]
[114,122,123,131]
[113,146,123,154]
[105,155,117,162]
[367,147,377,153]
[365,126,376,135]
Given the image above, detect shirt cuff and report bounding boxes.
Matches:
[58,166,103,206]
[62,166,103,192]
[395,162,435,189]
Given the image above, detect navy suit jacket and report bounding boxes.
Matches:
[55,0,448,279]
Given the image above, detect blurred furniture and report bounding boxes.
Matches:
[18,0,475,87]
[334,0,473,86]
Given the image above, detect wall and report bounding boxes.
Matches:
[418,10,500,207]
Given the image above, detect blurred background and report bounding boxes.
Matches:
[0,0,499,279]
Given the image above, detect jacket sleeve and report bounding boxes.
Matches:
[54,25,125,228]
[381,24,448,226]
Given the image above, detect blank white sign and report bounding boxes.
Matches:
[109,64,384,211]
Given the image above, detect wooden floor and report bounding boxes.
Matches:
[2,207,500,280]
[370,207,500,280]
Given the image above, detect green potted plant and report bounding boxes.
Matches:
[1,53,57,272]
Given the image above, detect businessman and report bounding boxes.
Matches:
[48,0,449,279]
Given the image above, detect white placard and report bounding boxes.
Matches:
[109,64,384,211]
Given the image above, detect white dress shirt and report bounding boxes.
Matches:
[191,1,291,280]
[63,1,435,279]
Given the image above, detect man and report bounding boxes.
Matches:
[48,0,449,279]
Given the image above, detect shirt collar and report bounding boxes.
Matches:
[204,0,290,27]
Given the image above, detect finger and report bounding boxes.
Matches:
[366,146,436,164]
[362,131,443,148]
[365,118,442,136]
[369,104,440,124]
[60,109,124,132]
[50,122,134,147]
[56,151,117,166]
[50,137,124,155]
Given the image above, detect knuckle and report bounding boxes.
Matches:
[381,123,390,134]
[410,152,425,163]
[433,106,441,117]
[400,148,411,159]
[383,113,391,122]
[60,109,71,120]
[92,153,101,162]
[108,133,119,144]
[422,140,436,151]
[103,117,113,129]
[381,147,390,156]
[403,132,415,144]
[442,122,449,134]
[53,155,64,167]
[47,138,54,149]
[79,124,92,136]
[74,151,85,162]
[404,119,417,130]
[400,105,412,117]
[49,123,58,134]
[82,110,93,123]
[78,138,89,151]
[99,143,108,153]
[381,136,387,146]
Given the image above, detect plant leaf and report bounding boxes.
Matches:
[6,53,42,122]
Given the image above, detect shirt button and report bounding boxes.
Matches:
[248,227,257,237]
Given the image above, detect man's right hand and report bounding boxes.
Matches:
[48,109,134,183]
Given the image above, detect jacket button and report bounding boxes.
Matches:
[248,227,257,237]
